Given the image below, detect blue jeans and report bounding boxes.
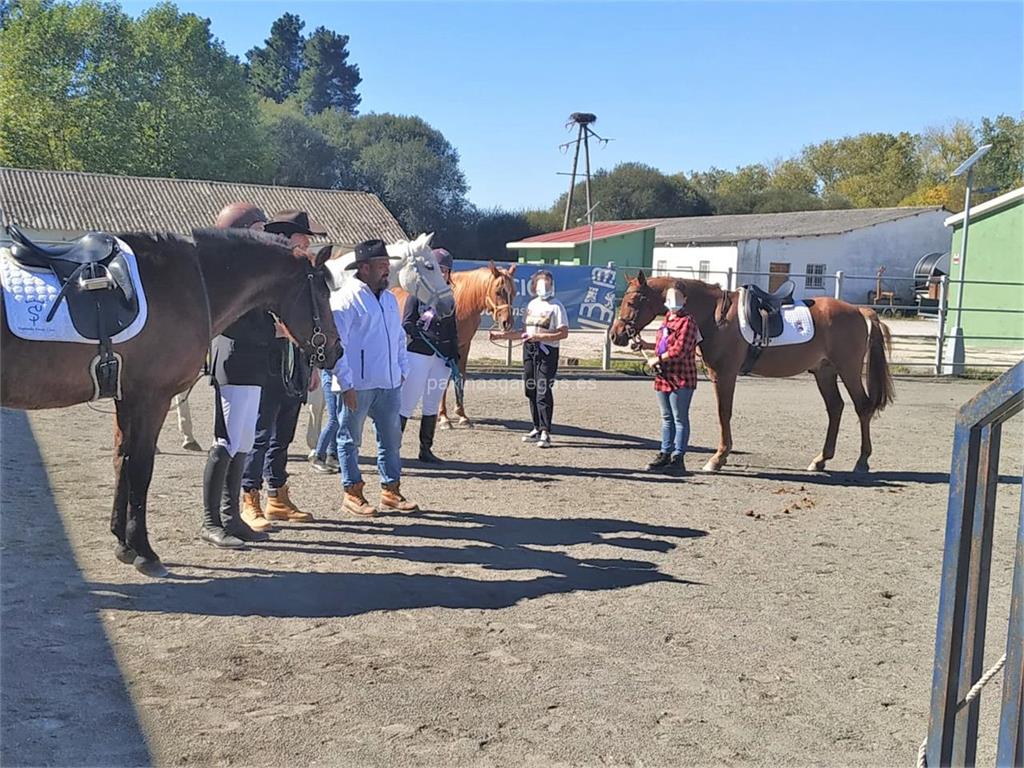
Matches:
[656,387,694,456]
[315,370,340,460]
[242,382,302,491]
[336,386,402,488]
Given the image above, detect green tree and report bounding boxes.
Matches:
[978,114,1024,194]
[554,162,712,223]
[0,0,262,179]
[803,132,921,207]
[256,100,346,188]
[296,26,361,115]
[0,0,138,171]
[246,12,304,103]
[347,113,469,236]
[131,3,262,180]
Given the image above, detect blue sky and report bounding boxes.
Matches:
[123,1,1024,211]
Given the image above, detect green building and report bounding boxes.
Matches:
[506,221,655,289]
[945,187,1024,349]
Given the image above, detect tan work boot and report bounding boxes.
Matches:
[380,481,419,513]
[265,483,314,522]
[241,489,275,532]
[343,482,377,517]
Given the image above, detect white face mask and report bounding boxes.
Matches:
[536,277,553,299]
[665,288,685,311]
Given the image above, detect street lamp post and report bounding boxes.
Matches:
[945,144,992,375]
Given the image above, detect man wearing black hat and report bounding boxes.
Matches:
[239,209,327,526]
[330,238,419,516]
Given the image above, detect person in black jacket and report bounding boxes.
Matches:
[399,248,460,463]
[200,202,274,548]
[240,209,325,525]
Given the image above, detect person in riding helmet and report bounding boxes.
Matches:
[491,269,568,448]
[399,247,459,463]
[635,281,701,474]
[200,201,274,549]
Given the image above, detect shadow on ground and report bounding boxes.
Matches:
[1,409,150,767]
[89,511,706,619]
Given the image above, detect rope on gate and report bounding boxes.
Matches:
[916,652,1007,768]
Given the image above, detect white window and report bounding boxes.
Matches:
[805,263,826,290]
[655,260,667,276]
[698,260,710,281]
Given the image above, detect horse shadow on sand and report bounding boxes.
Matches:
[88,511,706,620]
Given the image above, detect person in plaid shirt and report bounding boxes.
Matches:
[636,281,701,474]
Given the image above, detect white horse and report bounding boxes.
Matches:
[325,232,455,317]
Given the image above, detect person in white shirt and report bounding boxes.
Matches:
[491,269,568,448]
[331,239,418,516]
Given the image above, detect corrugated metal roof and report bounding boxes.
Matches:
[0,167,407,247]
[635,206,947,244]
[508,220,656,247]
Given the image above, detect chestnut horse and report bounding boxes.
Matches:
[436,262,517,428]
[610,272,894,473]
[1,229,342,576]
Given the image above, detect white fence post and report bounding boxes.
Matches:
[935,275,949,375]
[834,270,845,300]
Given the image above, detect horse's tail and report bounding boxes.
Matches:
[861,308,895,417]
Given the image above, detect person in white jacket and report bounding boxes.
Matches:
[332,239,419,516]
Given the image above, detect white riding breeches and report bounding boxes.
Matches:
[400,352,451,417]
[214,384,261,456]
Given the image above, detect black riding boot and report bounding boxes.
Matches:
[646,452,672,471]
[400,415,408,433]
[418,415,443,463]
[222,452,269,542]
[669,453,688,476]
[200,445,244,549]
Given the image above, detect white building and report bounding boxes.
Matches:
[647,207,950,304]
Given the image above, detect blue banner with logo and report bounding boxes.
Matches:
[452,261,617,330]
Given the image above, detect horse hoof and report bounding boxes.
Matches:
[134,557,169,578]
[701,460,721,473]
[808,461,826,472]
[438,419,453,431]
[853,461,870,474]
[114,544,137,564]
[459,419,474,429]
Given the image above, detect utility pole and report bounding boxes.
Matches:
[560,113,609,231]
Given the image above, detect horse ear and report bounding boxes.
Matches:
[489,260,500,277]
[424,232,434,247]
[636,270,647,285]
[313,244,333,268]
[507,263,517,276]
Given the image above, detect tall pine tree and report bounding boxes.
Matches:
[297,26,361,115]
[246,13,304,102]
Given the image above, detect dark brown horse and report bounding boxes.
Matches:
[1,229,342,576]
[610,272,894,473]
[436,262,517,428]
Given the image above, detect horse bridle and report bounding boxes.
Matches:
[280,269,330,367]
[486,274,513,319]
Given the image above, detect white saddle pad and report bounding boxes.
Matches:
[738,290,815,347]
[1,238,148,344]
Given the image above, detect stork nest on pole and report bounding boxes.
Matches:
[567,112,597,127]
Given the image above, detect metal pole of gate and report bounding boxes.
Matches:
[935,275,949,375]
[834,271,844,300]
[602,331,611,371]
[506,338,513,367]
[727,267,734,292]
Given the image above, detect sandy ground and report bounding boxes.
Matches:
[2,373,1022,767]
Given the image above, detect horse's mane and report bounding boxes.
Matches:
[117,228,293,266]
